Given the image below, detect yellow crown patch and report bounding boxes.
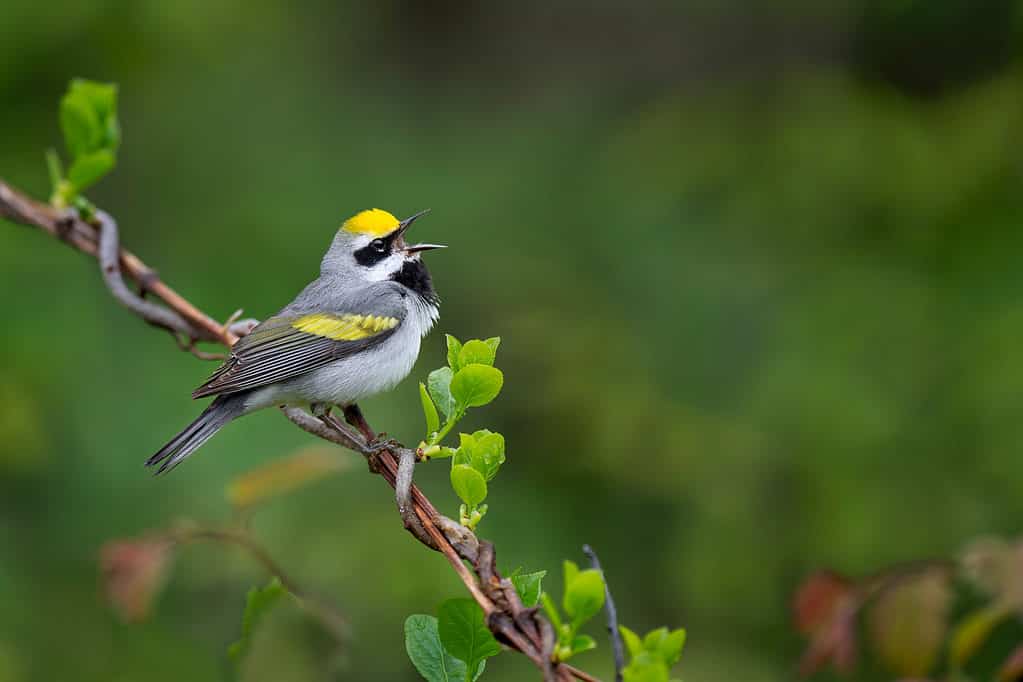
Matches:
[341,209,400,237]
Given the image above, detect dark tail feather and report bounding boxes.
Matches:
[146,395,245,475]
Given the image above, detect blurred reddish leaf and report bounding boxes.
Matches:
[794,571,854,634]
[99,536,174,622]
[998,643,1023,681]
[867,569,951,678]
[794,571,858,675]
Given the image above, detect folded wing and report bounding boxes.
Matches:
[192,312,401,398]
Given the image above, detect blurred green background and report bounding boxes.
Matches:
[2,1,1023,680]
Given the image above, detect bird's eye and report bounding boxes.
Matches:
[370,239,387,253]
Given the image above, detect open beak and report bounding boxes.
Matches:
[405,242,446,254]
[395,209,446,254]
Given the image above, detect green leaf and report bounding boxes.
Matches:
[483,337,501,356]
[655,628,687,666]
[456,431,476,454]
[60,92,100,158]
[60,80,119,158]
[446,334,463,371]
[420,382,440,436]
[450,465,487,507]
[452,433,474,467]
[46,148,64,190]
[468,431,505,481]
[623,658,670,682]
[459,340,496,367]
[949,605,1009,669]
[541,592,563,631]
[450,365,503,409]
[511,570,546,607]
[405,614,468,682]
[570,634,597,655]
[228,577,286,661]
[620,626,643,657]
[563,568,606,624]
[70,78,117,121]
[563,560,580,597]
[428,367,457,418]
[642,627,669,652]
[67,150,115,191]
[867,569,949,678]
[438,599,501,680]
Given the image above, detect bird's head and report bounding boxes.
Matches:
[321,209,444,296]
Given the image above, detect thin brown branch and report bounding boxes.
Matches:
[0,180,234,346]
[94,208,197,336]
[0,179,597,682]
[169,524,349,645]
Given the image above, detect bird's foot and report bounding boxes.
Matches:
[360,435,403,473]
[311,404,367,452]
[342,403,376,442]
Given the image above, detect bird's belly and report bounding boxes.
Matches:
[270,328,422,407]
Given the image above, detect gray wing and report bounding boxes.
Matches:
[193,282,407,398]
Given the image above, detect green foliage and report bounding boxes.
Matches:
[450,365,503,409]
[619,625,687,682]
[453,430,505,482]
[427,367,457,421]
[416,336,506,528]
[405,601,498,682]
[49,78,120,208]
[458,340,496,368]
[228,577,286,662]
[541,560,608,662]
[445,334,463,372]
[450,464,487,508]
[437,599,501,680]
[510,570,546,608]
[405,615,471,682]
[419,382,440,437]
[11,14,1023,682]
[562,561,606,624]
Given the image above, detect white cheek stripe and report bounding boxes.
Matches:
[363,254,404,281]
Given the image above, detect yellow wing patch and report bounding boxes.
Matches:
[341,209,400,237]
[292,313,399,340]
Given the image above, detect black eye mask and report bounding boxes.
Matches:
[353,234,398,267]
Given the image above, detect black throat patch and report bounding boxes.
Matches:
[391,259,438,303]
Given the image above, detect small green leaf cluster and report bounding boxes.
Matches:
[541,560,607,661]
[619,626,687,682]
[449,429,505,528]
[418,335,505,528]
[405,599,501,682]
[420,335,502,443]
[48,79,120,209]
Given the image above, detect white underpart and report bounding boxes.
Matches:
[243,293,439,411]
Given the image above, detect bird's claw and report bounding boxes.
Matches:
[360,436,402,473]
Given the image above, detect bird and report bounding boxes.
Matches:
[146,208,444,474]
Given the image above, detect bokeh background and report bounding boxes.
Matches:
[2,1,1023,680]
